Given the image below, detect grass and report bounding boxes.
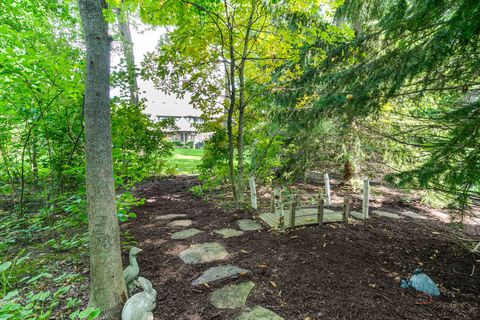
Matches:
[166,148,204,174]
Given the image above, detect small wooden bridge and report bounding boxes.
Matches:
[258,187,368,229]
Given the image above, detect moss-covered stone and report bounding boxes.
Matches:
[192,265,250,286]
[210,281,255,309]
[235,306,283,320]
[237,219,262,231]
[171,228,202,240]
[179,242,228,264]
[214,228,244,238]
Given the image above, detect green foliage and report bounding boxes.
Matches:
[116,192,144,222]
[271,0,479,215]
[0,286,100,320]
[197,129,230,191]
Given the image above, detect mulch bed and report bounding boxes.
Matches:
[123,176,480,320]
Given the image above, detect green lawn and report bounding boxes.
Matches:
[166,148,204,174]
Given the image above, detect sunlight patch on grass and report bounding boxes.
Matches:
[166,148,204,174]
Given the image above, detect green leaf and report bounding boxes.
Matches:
[0,262,12,273]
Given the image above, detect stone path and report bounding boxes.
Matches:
[372,210,404,219]
[210,281,255,309]
[157,213,188,220]
[157,198,430,318]
[179,242,228,264]
[236,306,284,320]
[399,210,428,220]
[171,228,202,240]
[237,219,262,231]
[192,265,250,286]
[168,219,193,227]
[214,228,244,238]
[157,210,283,318]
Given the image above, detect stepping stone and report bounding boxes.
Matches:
[399,211,428,220]
[171,228,203,240]
[235,306,283,320]
[157,214,188,220]
[323,213,344,222]
[179,242,228,264]
[372,210,404,219]
[210,281,255,309]
[192,265,250,286]
[237,219,262,231]
[168,219,193,227]
[214,228,244,238]
[351,211,367,220]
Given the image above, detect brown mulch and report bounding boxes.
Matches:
[123,176,480,320]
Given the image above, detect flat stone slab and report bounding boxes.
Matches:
[372,210,404,219]
[179,242,228,264]
[399,211,428,220]
[210,281,255,309]
[192,265,250,286]
[157,214,188,220]
[351,211,368,220]
[168,219,193,227]
[214,228,245,238]
[237,219,262,231]
[235,306,283,320]
[171,228,203,240]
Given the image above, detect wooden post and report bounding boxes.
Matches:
[324,173,331,206]
[248,175,257,210]
[296,190,302,206]
[289,194,298,228]
[274,188,283,228]
[270,189,275,213]
[317,193,325,226]
[343,197,350,223]
[362,179,370,220]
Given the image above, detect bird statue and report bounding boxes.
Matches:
[123,247,143,295]
[122,277,157,320]
[400,268,440,304]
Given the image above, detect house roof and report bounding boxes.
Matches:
[165,116,196,133]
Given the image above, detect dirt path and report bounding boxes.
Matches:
[124,176,480,320]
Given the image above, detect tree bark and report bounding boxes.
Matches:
[115,7,139,106]
[77,0,127,318]
[226,12,239,208]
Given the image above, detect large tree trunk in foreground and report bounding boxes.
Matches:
[77,0,127,318]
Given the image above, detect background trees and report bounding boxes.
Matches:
[140,0,351,206]
[273,0,480,216]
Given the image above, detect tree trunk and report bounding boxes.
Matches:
[115,7,139,106]
[236,74,245,206]
[77,0,127,318]
[226,19,239,208]
[235,1,255,208]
